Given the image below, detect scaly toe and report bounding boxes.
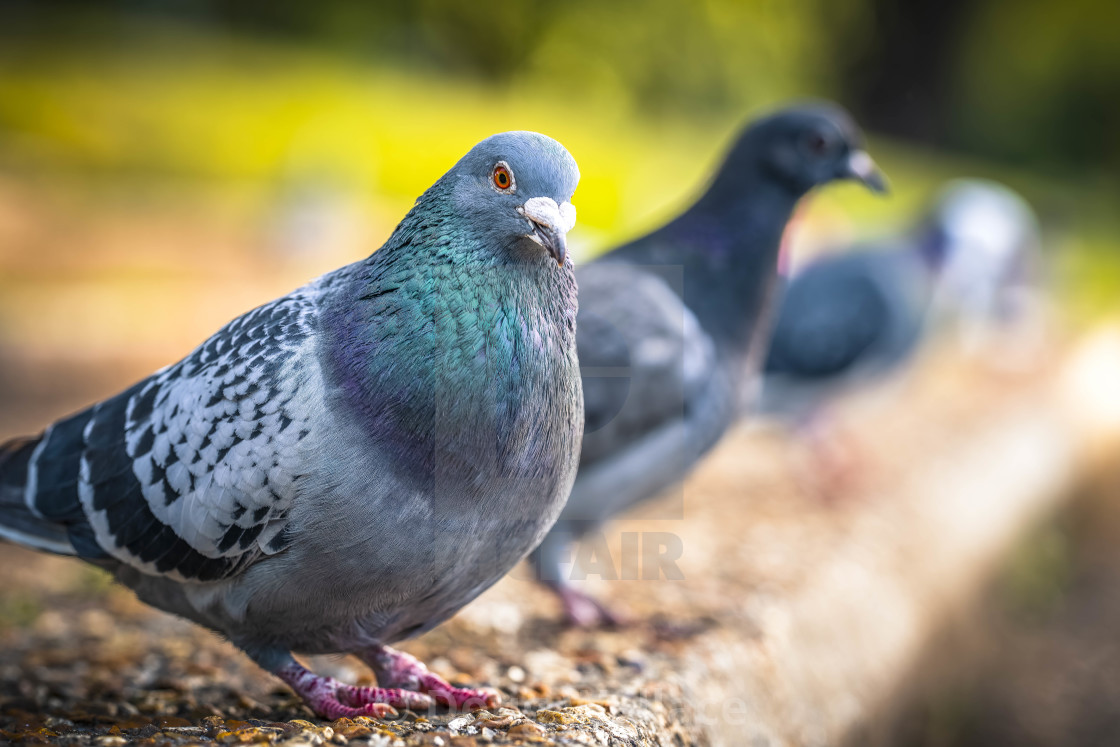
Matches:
[312,695,398,721]
[337,684,433,712]
[356,702,399,719]
[428,686,501,711]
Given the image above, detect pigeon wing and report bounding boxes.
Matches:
[575,262,719,470]
[764,257,891,379]
[23,282,325,582]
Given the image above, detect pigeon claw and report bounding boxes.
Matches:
[276,661,433,721]
[336,683,433,713]
[365,645,502,712]
[317,698,399,720]
[426,685,502,711]
[558,586,629,629]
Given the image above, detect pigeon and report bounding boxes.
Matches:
[0,131,583,719]
[529,103,887,626]
[925,179,1044,353]
[760,241,930,424]
[761,178,1042,424]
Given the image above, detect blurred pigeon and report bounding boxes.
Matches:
[0,131,583,719]
[760,242,929,424]
[925,179,1044,353]
[760,180,1042,494]
[762,178,1042,423]
[530,104,887,626]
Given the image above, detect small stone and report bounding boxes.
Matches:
[202,715,227,732]
[507,722,545,738]
[43,716,75,730]
[471,715,514,730]
[334,720,374,740]
[428,657,455,677]
[536,709,576,725]
[283,729,325,747]
[447,715,472,733]
[506,665,526,683]
[239,693,267,711]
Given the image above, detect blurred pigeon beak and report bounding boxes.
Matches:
[519,197,577,267]
[845,150,889,194]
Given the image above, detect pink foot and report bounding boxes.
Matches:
[558,586,629,629]
[366,646,500,711]
[277,661,433,719]
[798,417,866,504]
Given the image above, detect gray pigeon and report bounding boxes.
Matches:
[761,178,1042,424]
[0,131,583,719]
[925,179,1044,351]
[760,242,929,425]
[530,104,887,626]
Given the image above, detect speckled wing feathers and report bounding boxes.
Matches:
[23,281,325,581]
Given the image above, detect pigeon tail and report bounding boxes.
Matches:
[0,436,76,555]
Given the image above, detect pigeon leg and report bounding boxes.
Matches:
[364,646,500,710]
[795,411,867,503]
[532,530,628,628]
[267,652,433,719]
[552,583,629,628]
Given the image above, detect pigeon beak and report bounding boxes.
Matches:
[519,197,577,267]
[845,150,889,194]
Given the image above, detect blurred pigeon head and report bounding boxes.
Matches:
[725,102,888,196]
[923,179,1044,328]
[926,179,1040,265]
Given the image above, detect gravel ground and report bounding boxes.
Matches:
[0,541,703,746]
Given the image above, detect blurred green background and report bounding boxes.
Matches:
[0,0,1118,367]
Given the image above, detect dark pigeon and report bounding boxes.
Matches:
[0,131,584,719]
[760,243,928,422]
[531,103,887,626]
[761,178,1043,423]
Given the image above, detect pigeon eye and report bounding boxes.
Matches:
[492,162,515,193]
[807,133,832,156]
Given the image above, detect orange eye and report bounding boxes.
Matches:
[492,163,514,191]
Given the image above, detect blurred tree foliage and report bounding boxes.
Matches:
[0,0,1117,177]
[826,0,1120,176]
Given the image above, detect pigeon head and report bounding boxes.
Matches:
[920,179,1040,269]
[446,131,580,267]
[731,103,888,197]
